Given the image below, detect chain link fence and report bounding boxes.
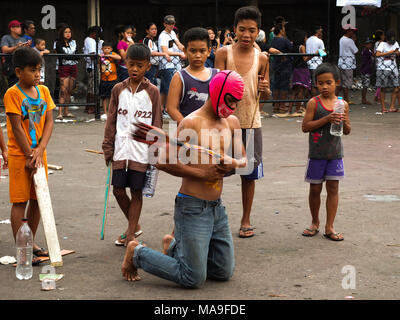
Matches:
[0,52,102,119]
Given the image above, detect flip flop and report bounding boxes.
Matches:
[114,230,143,246]
[389,109,399,112]
[64,113,75,118]
[324,232,344,241]
[56,115,63,120]
[238,226,255,238]
[33,247,49,257]
[302,228,319,237]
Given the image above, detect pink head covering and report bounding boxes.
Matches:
[209,70,244,118]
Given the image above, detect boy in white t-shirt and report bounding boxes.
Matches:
[337,25,358,104]
[306,25,325,96]
[158,15,186,118]
[375,30,400,113]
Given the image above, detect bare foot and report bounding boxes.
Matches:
[362,100,372,105]
[121,241,141,281]
[162,234,174,255]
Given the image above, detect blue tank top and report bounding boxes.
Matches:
[178,68,219,117]
[308,96,343,160]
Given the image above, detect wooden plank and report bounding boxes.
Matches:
[13,250,75,267]
[33,166,63,267]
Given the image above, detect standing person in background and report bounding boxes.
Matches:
[337,24,358,104]
[99,42,121,117]
[375,29,400,113]
[52,23,68,104]
[288,29,311,116]
[306,25,325,97]
[267,16,286,46]
[360,38,374,105]
[117,25,135,82]
[220,28,234,47]
[83,26,104,114]
[270,22,292,116]
[33,38,50,85]
[373,29,385,102]
[1,20,31,87]
[22,20,36,48]
[55,25,79,120]
[158,15,186,118]
[205,27,220,68]
[143,22,165,86]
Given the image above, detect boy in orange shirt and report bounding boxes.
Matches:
[4,46,55,264]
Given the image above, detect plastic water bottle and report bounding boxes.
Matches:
[16,219,33,280]
[142,165,159,198]
[330,97,345,136]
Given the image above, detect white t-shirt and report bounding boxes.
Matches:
[83,36,104,69]
[376,41,399,71]
[338,36,358,70]
[306,35,325,70]
[158,30,181,70]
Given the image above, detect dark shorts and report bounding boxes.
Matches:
[100,80,117,99]
[112,169,146,190]
[304,158,345,184]
[240,128,264,180]
[159,68,175,94]
[58,65,78,79]
[272,68,291,92]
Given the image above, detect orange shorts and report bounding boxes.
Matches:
[8,153,48,203]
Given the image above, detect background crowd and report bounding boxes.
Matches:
[1,15,399,119]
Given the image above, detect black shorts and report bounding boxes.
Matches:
[100,80,117,99]
[112,169,146,190]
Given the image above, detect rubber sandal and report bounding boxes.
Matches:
[56,115,63,120]
[238,226,256,238]
[114,230,143,246]
[323,232,344,241]
[33,247,49,257]
[302,228,319,237]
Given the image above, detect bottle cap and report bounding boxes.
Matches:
[338,96,343,99]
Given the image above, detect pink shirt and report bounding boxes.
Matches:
[117,41,129,68]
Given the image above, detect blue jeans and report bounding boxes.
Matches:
[159,68,175,94]
[133,195,235,288]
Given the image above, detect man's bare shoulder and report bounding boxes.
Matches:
[215,45,228,58]
[226,115,241,130]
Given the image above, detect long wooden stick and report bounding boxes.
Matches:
[100,162,112,240]
[85,149,104,155]
[33,166,63,267]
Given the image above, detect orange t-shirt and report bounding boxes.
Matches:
[4,84,56,156]
[101,52,118,81]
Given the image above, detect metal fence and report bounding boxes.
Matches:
[0,52,102,119]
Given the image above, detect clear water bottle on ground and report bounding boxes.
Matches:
[142,165,159,198]
[16,218,33,280]
[330,96,345,136]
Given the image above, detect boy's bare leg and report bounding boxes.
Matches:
[325,180,343,240]
[103,98,110,114]
[26,200,45,252]
[10,202,28,240]
[125,189,143,244]
[162,234,174,255]
[113,187,141,242]
[239,177,255,237]
[303,183,322,235]
[121,240,141,281]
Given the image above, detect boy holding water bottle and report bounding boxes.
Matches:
[102,44,162,247]
[301,63,351,241]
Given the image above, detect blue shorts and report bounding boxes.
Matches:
[304,158,345,184]
[159,68,175,94]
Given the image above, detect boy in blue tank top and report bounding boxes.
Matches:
[301,63,351,241]
[166,27,218,124]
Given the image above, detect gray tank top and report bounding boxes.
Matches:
[308,96,343,160]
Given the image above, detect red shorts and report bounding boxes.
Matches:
[58,65,78,79]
